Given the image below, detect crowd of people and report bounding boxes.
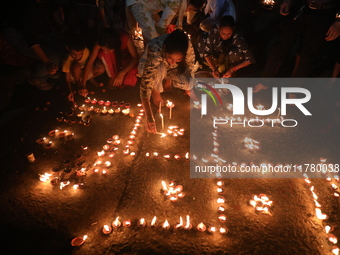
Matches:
[1,0,340,132]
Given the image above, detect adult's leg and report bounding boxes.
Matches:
[130,3,158,42]
[292,11,334,77]
[262,17,303,77]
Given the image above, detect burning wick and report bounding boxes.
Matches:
[166,100,174,119]
[184,215,192,230]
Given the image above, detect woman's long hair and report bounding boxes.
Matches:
[163,29,189,75]
[98,28,122,69]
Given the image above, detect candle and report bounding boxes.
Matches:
[44,141,52,149]
[329,234,338,244]
[124,103,131,108]
[122,108,130,115]
[103,145,110,150]
[88,106,94,112]
[39,173,52,182]
[112,217,121,228]
[332,247,339,255]
[160,113,164,129]
[119,101,125,107]
[315,208,328,220]
[48,130,57,136]
[104,161,111,167]
[79,104,85,111]
[101,107,108,114]
[71,235,88,246]
[166,100,174,119]
[91,98,97,104]
[112,101,118,107]
[217,181,224,187]
[95,108,101,114]
[108,108,114,114]
[218,206,225,212]
[36,137,46,144]
[102,225,112,234]
[115,108,121,113]
[104,100,111,106]
[217,198,225,204]
[85,97,91,104]
[184,215,191,230]
[98,100,104,105]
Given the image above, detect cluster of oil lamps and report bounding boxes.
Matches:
[244,137,261,151]
[83,97,132,115]
[36,129,75,149]
[215,180,228,233]
[166,126,185,137]
[161,181,185,202]
[249,194,273,215]
[303,164,339,254]
[71,214,229,246]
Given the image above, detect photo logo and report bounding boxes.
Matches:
[200,84,312,116]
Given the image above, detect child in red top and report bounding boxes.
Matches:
[79,28,139,97]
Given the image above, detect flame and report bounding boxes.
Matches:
[163,220,170,229]
[175,216,183,228]
[329,235,338,244]
[103,225,110,232]
[39,173,52,182]
[325,225,332,233]
[113,217,121,227]
[151,216,157,226]
[83,235,88,241]
[161,181,168,191]
[197,222,206,231]
[140,218,145,226]
[218,206,225,212]
[60,181,70,190]
[220,227,227,233]
[314,200,322,208]
[315,208,328,220]
[332,246,339,255]
[184,215,190,229]
[217,198,225,204]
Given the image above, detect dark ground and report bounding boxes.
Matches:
[1,7,340,255]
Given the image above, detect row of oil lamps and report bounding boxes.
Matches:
[303,159,339,255]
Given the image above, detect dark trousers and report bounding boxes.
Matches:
[262,8,336,77]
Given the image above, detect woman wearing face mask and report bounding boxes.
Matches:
[139,29,198,134]
[197,15,255,78]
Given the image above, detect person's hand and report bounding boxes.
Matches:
[146,121,157,134]
[223,69,233,78]
[325,22,340,41]
[280,1,290,16]
[67,92,74,102]
[185,89,198,100]
[113,72,125,87]
[253,83,268,93]
[46,62,58,74]
[212,69,221,78]
[78,87,88,97]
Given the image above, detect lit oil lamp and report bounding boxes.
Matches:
[197,222,206,232]
[71,235,88,246]
[208,226,216,233]
[102,225,112,234]
[219,227,228,234]
[91,98,97,104]
[123,220,132,227]
[218,214,227,222]
[139,218,146,227]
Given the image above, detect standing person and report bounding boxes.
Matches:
[126,0,188,45]
[139,29,198,133]
[197,15,255,78]
[199,0,236,32]
[78,28,139,97]
[253,0,340,93]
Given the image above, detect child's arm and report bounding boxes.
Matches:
[65,72,74,101]
[79,44,101,97]
[113,36,140,87]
